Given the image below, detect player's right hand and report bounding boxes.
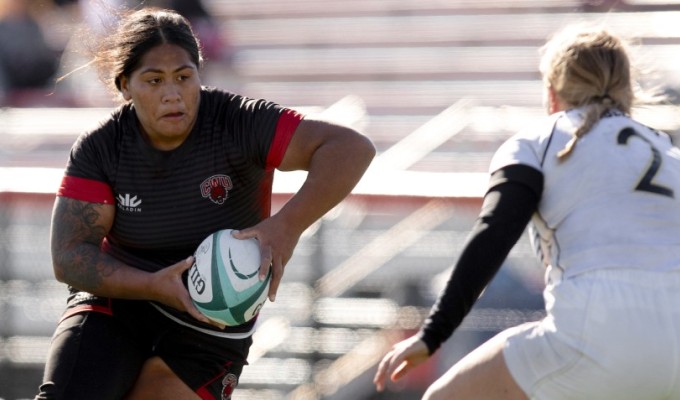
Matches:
[149,256,214,326]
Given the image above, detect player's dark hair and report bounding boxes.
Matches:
[89,7,203,98]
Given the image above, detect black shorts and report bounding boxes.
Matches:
[35,292,252,400]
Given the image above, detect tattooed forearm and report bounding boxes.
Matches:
[51,197,118,292]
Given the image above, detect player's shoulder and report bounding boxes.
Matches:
[73,103,133,150]
[201,86,234,103]
[489,114,556,172]
[587,109,671,144]
[87,103,133,136]
[201,86,287,113]
[200,86,248,110]
[499,112,563,154]
[511,112,564,143]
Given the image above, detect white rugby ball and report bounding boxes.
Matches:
[187,229,271,326]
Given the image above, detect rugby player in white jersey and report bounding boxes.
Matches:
[375,24,680,400]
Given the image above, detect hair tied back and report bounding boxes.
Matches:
[592,94,612,103]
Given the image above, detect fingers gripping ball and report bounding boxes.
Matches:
[187,229,271,326]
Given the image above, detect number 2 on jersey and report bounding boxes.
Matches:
[617,127,674,198]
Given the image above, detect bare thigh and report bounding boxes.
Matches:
[124,356,200,400]
[423,330,528,400]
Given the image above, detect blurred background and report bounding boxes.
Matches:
[2,0,680,399]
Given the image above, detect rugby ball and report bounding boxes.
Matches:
[187,229,271,326]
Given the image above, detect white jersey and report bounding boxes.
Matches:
[490,108,680,278]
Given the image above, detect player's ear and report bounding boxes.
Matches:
[546,86,563,114]
[119,76,132,101]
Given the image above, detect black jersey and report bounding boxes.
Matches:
[56,87,303,333]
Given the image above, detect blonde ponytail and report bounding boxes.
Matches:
[556,96,615,161]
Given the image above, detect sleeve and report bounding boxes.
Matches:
[417,164,543,355]
[57,176,115,204]
[488,114,559,175]
[56,119,118,205]
[265,108,304,170]
[223,94,303,170]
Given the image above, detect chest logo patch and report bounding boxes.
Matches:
[201,174,233,205]
[116,193,142,212]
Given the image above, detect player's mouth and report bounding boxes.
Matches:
[162,111,185,121]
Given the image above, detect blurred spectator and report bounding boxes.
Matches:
[0,0,61,104]
[580,0,629,11]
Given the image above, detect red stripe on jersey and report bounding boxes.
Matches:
[58,176,115,204]
[265,108,303,170]
[58,304,113,323]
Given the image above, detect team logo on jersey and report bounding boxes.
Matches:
[116,193,142,212]
[200,175,233,205]
[221,373,238,400]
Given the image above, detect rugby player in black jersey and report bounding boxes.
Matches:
[35,8,374,400]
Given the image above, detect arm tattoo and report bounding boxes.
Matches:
[52,198,118,292]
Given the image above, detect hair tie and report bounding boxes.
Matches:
[593,94,612,103]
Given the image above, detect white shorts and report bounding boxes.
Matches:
[503,267,680,400]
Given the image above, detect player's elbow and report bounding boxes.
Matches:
[357,132,377,161]
[348,131,376,169]
[51,256,69,283]
[50,245,80,285]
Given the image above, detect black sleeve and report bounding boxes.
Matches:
[417,164,543,355]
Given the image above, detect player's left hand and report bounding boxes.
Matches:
[232,215,301,302]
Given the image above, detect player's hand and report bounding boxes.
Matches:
[149,256,220,327]
[374,335,430,392]
[232,216,301,302]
